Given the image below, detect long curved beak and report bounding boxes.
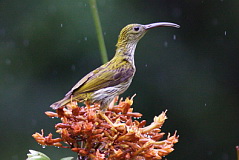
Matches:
[143,22,180,30]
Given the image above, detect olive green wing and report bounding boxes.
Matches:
[64,71,95,97]
[66,60,135,96]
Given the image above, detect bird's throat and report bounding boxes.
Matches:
[115,42,137,66]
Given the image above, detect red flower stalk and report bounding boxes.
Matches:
[33,96,178,159]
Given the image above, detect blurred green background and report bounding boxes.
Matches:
[1,0,239,159]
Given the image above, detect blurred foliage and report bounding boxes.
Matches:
[26,150,73,160]
[0,0,239,159]
[27,150,50,160]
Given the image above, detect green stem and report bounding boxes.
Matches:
[89,0,108,64]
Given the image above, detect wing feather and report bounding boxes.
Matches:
[66,59,135,97]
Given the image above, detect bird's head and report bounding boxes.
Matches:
[116,22,180,48]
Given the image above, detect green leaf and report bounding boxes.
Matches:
[27,150,51,160]
[60,157,74,160]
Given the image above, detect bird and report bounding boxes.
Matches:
[50,22,180,112]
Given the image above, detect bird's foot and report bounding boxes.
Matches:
[84,101,91,110]
[99,111,125,132]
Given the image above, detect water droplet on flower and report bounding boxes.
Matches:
[42,145,46,148]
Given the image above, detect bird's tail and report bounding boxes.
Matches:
[50,96,71,110]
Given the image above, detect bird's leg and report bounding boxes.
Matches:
[85,101,91,110]
[70,96,76,106]
[99,110,126,131]
[69,95,76,108]
[108,96,119,110]
[99,110,114,126]
[70,95,73,103]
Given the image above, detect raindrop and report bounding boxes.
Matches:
[145,64,148,67]
[51,117,55,119]
[205,103,207,107]
[5,58,11,65]
[84,37,88,41]
[60,24,63,27]
[224,31,227,36]
[164,41,168,47]
[173,35,177,40]
[104,32,106,35]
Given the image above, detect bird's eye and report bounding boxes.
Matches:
[133,27,140,31]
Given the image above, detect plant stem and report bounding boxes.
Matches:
[89,0,108,64]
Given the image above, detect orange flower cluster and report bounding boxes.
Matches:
[32,97,178,159]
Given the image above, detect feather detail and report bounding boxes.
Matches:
[50,95,71,109]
